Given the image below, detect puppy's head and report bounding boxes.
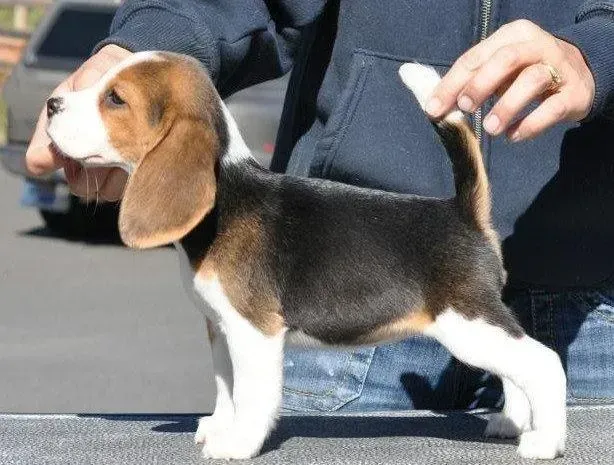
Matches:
[46,51,227,248]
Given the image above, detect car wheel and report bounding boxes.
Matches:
[39,195,120,240]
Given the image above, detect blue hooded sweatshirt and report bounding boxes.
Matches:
[96,0,614,288]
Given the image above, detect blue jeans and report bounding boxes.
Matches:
[282,287,614,412]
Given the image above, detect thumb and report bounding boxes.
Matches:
[24,105,62,177]
[24,75,75,176]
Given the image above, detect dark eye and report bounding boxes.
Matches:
[105,89,126,107]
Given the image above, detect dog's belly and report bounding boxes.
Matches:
[285,330,326,347]
[284,327,415,348]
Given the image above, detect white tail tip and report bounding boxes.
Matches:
[398,63,441,110]
[399,62,464,122]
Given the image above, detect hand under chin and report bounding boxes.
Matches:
[48,144,80,184]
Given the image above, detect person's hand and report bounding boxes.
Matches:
[426,19,595,142]
[25,44,133,201]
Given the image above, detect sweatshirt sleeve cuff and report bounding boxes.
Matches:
[92,5,219,81]
[555,15,614,121]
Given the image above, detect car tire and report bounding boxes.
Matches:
[39,195,120,240]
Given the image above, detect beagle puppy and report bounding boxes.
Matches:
[45,52,567,460]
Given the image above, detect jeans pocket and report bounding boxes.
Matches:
[282,346,375,412]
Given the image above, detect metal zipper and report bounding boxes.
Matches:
[474,0,493,143]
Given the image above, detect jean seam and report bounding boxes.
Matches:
[547,293,556,349]
[282,388,331,398]
[334,349,374,410]
[530,292,538,339]
[568,395,614,402]
[335,350,360,401]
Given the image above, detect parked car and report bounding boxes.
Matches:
[1,0,286,238]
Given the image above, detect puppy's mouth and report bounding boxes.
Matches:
[49,142,106,183]
[49,142,77,183]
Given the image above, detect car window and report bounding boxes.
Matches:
[28,7,115,70]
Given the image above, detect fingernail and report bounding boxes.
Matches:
[425,97,442,116]
[483,114,500,135]
[509,131,521,142]
[457,95,474,112]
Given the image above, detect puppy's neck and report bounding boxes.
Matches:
[219,102,254,165]
[178,106,270,267]
[178,158,268,269]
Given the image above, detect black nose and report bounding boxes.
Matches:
[46,97,64,118]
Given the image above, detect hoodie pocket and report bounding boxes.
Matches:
[313,50,456,197]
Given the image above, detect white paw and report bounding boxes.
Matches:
[200,426,264,460]
[517,431,565,460]
[194,415,232,445]
[484,412,530,439]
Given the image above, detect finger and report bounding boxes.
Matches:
[494,77,514,98]
[24,79,74,176]
[98,168,129,202]
[427,20,542,118]
[483,63,556,136]
[506,92,570,141]
[25,142,61,177]
[72,45,132,90]
[457,41,550,113]
[25,99,64,176]
[72,65,108,91]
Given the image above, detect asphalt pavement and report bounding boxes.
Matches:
[0,169,215,413]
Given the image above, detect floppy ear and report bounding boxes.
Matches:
[119,119,218,248]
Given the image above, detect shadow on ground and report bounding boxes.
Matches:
[19,226,123,246]
[80,411,507,454]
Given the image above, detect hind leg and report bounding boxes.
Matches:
[425,308,566,460]
[484,377,531,438]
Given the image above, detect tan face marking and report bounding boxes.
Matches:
[99,53,221,167]
[95,52,227,249]
[98,63,169,166]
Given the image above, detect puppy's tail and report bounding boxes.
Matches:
[398,63,493,237]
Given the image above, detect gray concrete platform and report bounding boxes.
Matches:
[0,406,612,464]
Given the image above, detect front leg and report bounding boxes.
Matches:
[195,319,234,444]
[199,307,285,459]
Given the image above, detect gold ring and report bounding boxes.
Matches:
[544,63,562,92]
